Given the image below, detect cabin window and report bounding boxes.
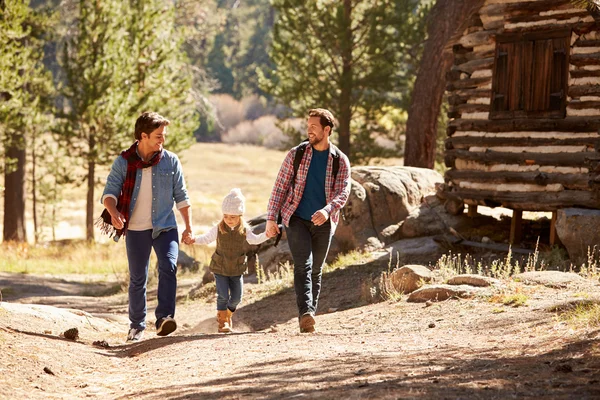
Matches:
[490,29,570,120]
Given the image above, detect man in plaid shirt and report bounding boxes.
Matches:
[266,108,351,333]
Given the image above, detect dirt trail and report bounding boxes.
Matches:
[1,264,600,399]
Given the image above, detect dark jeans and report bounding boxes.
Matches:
[126,228,179,330]
[285,215,334,317]
[214,274,243,312]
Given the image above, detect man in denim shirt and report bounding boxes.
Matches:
[266,108,351,333]
[101,112,193,341]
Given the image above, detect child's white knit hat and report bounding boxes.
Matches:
[222,188,245,215]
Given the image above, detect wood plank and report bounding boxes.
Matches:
[573,39,600,47]
[448,116,600,132]
[448,88,491,106]
[568,85,600,97]
[451,58,495,75]
[510,209,523,245]
[446,135,600,149]
[445,149,600,168]
[445,170,591,189]
[570,53,600,67]
[467,204,478,218]
[450,103,490,114]
[446,76,492,91]
[503,0,577,14]
[550,211,562,246]
[443,188,600,210]
[567,100,600,109]
[507,11,589,25]
[569,69,600,79]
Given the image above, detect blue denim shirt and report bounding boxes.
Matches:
[101,149,191,239]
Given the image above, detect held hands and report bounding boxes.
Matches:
[265,220,280,238]
[182,229,194,245]
[311,209,329,226]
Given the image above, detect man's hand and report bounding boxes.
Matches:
[311,209,329,226]
[110,211,126,230]
[181,228,193,245]
[266,220,280,237]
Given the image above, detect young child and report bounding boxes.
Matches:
[185,188,271,333]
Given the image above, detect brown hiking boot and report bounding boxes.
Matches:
[299,313,316,333]
[226,309,234,331]
[217,310,231,333]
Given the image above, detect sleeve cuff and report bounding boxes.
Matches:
[101,194,118,205]
[176,200,191,209]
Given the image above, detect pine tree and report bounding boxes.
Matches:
[126,0,200,152]
[0,0,54,242]
[260,0,428,161]
[58,0,200,241]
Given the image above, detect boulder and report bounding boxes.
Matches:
[513,271,586,288]
[334,179,382,252]
[407,284,484,302]
[400,195,463,238]
[388,265,432,294]
[447,274,501,287]
[555,208,600,262]
[351,167,443,241]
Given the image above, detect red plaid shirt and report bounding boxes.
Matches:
[267,143,351,227]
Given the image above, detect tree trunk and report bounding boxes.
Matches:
[3,138,27,242]
[31,134,38,243]
[404,0,486,168]
[337,0,352,157]
[86,134,96,242]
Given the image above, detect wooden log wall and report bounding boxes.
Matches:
[443,0,600,211]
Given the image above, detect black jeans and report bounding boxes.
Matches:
[285,215,334,317]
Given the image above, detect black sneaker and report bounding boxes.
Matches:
[156,316,177,337]
[126,328,144,342]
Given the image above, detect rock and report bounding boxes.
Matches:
[444,198,465,215]
[384,237,445,263]
[334,179,382,252]
[555,208,600,262]
[177,249,200,272]
[447,274,501,287]
[62,327,79,341]
[513,271,586,288]
[351,166,443,235]
[387,265,433,294]
[407,284,484,303]
[255,242,293,274]
[400,195,463,238]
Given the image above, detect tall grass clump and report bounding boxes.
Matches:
[0,241,129,276]
[255,261,294,295]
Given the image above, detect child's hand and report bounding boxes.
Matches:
[183,235,195,245]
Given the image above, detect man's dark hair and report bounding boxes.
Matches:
[134,112,170,140]
[308,108,337,132]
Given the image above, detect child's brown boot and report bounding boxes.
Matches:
[226,309,234,331]
[217,310,231,333]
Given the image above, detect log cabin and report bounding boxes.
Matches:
[442,0,600,243]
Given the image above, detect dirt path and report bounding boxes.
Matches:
[2,265,600,399]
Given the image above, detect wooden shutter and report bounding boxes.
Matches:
[549,36,569,115]
[491,42,511,114]
[490,29,570,120]
[529,38,553,112]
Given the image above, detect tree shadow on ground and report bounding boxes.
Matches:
[112,338,600,400]
[0,272,121,302]
[235,254,426,332]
